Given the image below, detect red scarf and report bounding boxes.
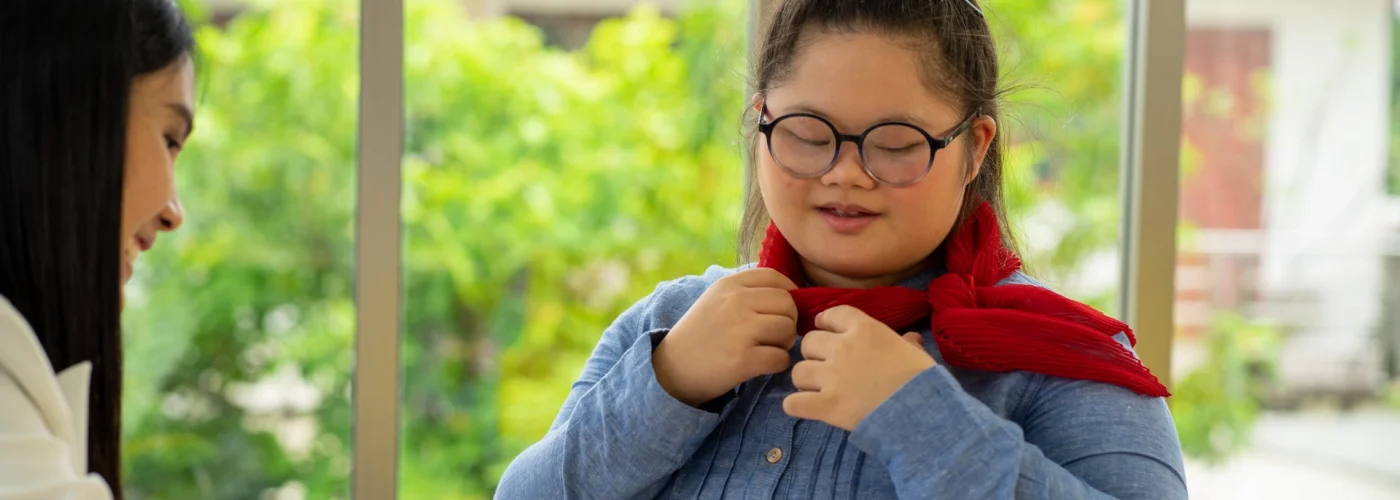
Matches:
[758,201,1170,398]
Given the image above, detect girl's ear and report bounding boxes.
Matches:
[965,115,997,185]
[751,93,764,114]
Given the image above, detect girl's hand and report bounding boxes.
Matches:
[783,305,936,431]
[653,268,800,407]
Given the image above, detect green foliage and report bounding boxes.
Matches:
[122,0,359,497]
[1170,312,1282,465]
[987,0,1128,313]
[120,0,1249,497]
[1385,381,1400,410]
[398,0,749,495]
[124,0,751,497]
[1390,13,1400,195]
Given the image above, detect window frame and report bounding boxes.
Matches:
[353,0,403,496]
[1118,0,1183,385]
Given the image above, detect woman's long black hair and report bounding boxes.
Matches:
[0,0,193,493]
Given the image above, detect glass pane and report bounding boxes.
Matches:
[399,0,751,496]
[996,0,1129,314]
[396,0,1137,496]
[121,0,359,497]
[1173,1,1400,498]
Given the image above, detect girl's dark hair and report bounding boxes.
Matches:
[739,0,1016,261]
[0,0,194,494]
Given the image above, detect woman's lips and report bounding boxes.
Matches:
[817,207,879,233]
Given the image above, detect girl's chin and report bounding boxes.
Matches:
[800,254,926,287]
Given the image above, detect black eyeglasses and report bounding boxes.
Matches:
[757,104,981,187]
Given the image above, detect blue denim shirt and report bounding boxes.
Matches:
[496,265,1188,499]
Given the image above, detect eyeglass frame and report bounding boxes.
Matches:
[756,103,982,187]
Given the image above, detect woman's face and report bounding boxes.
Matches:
[121,56,194,289]
[756,32,996,288]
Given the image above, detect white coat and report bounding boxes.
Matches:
[0,296,113,499]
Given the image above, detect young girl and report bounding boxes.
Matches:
[497,0,1187,498]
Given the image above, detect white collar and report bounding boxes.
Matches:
[0,296,91,474]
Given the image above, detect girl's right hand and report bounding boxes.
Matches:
[653,268,799,407]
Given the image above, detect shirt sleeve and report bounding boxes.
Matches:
[495,279,733,500]
[0,372,114,500]
[848,359,1187,499]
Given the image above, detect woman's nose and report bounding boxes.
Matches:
[159,198,184,231]
[820,143,877,189]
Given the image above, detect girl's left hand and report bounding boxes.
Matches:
[783,305,937,431]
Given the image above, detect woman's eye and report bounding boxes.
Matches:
[781,129,829,147]
[875,143,919,153]
[165,135,183,152]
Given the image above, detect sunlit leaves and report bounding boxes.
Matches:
[399,0,750,494]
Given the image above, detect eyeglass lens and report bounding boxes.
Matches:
[768,116,934,185]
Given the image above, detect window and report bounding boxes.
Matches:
[986,0,1131,315]
[396,0,1137,495]
[397,0,751,496]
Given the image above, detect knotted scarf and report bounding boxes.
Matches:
[758,201,1171,397]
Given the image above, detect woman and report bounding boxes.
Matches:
[0,0,196,497]
[497,0,1185,498]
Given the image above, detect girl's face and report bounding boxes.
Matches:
[121,56,194,293]
[757,32,996,288]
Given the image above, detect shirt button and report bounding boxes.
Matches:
[766,447,783,464]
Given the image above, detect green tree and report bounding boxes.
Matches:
[397,0,749,496]
[123,0,752,497]
[985,0,1129,312]
[1170,312,1281,464]
[1389,13,1400,195]
[122,0,359,497]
